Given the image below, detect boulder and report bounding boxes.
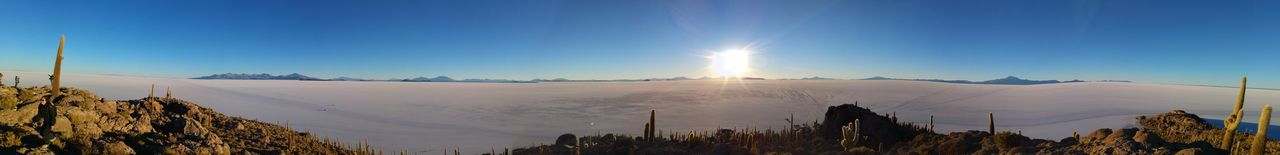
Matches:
[555,133,577,147]
[0,103,39,124]
[99,141,135,154]
[819,104,921,147]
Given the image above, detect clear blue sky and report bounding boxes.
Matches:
[2,0,1279,87]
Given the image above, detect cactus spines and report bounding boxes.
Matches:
[840,119,861,151]
[51,35,65,98]
[1222,76,1248,149]
[989,112,996,134]
[1249,104,1271,155]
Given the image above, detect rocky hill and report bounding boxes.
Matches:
[0,86,355,154]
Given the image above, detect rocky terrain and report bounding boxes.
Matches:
[514,104,1279,154]
[0,86,355,154]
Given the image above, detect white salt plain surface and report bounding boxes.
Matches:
[5,70,1279,154]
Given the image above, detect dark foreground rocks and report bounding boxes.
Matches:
[516,104,1275,155]
[0,86,353,154]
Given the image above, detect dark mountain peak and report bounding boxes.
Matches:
[192,73,319,80]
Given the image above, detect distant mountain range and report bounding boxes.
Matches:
[192,73,323,80]
[400,76,457,82]
[860,76,1102,85]
[192,73,1116,85]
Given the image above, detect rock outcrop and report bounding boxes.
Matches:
[0,86,355,154]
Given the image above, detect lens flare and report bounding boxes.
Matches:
[709,49,751,78]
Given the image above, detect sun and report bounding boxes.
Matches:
[709,49,751,78]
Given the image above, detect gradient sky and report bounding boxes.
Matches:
[2,0,1279,87]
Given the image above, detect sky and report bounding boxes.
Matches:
[2,0,1279,87]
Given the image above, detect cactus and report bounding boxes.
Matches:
[1249,104,1271,155]
[643,123,651,141]
[13,76,18,87]
[1222,76,1248,149]
[840,119,861,151]
[1073,130,1079,140]
[647,109,656,141]
[166,86,172,98]
[1,72,4,86]
[149,84,156,99]
[50,35,65,98]
[929,115,935,132]
[989,112,996,134]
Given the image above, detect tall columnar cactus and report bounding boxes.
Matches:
[1249,104,1271,155]
[1222,76,1248,149]
[989,112,996,134]
[149,84,156,99]
[840,119,861,151]
[643,122,651,141]
[51,35,65,98]
[166,86,172,98]
[13,76,18,87]
[648,109,656,141]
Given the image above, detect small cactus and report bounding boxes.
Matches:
[929,115,935,132]
[1222,76,1248,149]
[1249,104,1271,155]
[643,123,651,141]
[13,76,18,87]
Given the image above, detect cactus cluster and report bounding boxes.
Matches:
[840,119,861,150]
[1072,130,1079,140]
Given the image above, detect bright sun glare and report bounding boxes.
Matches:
[710,49,751,78]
